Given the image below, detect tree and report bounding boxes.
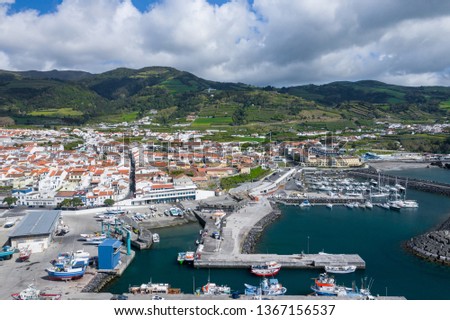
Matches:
[71,197,84,207]
[2,196,18,208]
[104,199,115,207]
[58,198,72,208]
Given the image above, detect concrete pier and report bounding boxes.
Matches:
[193,196,365,270]
[195,253,365,269]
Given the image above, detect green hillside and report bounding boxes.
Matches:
[0,67,449,127]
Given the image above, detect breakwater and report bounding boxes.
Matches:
[406,213,450,265]
[274,197,364,205]
[348,167,450,197]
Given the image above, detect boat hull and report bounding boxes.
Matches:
[250,268,280,277]
[46,268,85,281]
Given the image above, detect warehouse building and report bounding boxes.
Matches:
[8,210,61,253]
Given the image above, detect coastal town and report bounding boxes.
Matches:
[0,120,449,301]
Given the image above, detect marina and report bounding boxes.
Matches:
[103,170,450,299]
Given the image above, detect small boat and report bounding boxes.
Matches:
[402,200,419,209]
[201,282,231,295]
[152,233,160,243]
[324,265,357,274]
[177,252,186,264]
[250,261,281,277]
[11,284,61,300]
[388,201,403,211]
[18,247,32,262]
[326,203,333,209]
[80,233,107,241]
[364,201,373,209]
[129,282,171,294]
[184,251,195,263]
[245,278,287,296]
[300,200,311,207]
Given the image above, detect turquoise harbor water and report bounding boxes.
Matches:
[104,170,450,300]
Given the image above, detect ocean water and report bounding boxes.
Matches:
[104,170,450,300]
[386,167,450,185]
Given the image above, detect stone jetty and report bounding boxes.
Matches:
[193,196,365,270]
[406,218,450,265]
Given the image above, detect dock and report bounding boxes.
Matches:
[193,196,365,270]
[195,253,365,269]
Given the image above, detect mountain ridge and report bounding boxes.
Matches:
[0,66,448,126]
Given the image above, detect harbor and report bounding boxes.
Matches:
[192,196,365,269]
[1,166,450,299]
[103,167,450,300]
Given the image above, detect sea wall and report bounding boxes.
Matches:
[241,203,281,254]
[82,273,117,293]
[348,167,450,197]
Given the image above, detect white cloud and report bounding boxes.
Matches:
[1,0,450,87]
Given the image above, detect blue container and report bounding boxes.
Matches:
[98,239,122,270]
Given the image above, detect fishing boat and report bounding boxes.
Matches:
[129,282,171,294]
[46,257,87,280]
[152,233,160,243]
[184,251,195,263]
[324,265,357,274]
[201,282,231,295]
[18,247,32,262]
[11,284,61,300]
[310,273,337,296]
[311,273,374,299]
[244,278,287,296]
[250,261,281,277]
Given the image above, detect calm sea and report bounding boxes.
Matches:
[386,166,450,185]
[103,169,450,300]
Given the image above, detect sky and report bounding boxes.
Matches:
[1,0,450,87]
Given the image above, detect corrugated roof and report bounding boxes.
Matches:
[9,210,61,238]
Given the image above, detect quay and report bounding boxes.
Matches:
[193,196,365,270]
[194,253,365,269]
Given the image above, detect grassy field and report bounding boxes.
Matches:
[220,166,271,190]
[28,108,83,117]
[89,111,139,123]
[192,117,233,127]
[439,100,450,110]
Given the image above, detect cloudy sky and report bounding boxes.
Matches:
[1,0,450,87]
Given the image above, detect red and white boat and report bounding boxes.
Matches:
[18,248,31,262]
[250,261,281,277]
[11,284,61,300]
